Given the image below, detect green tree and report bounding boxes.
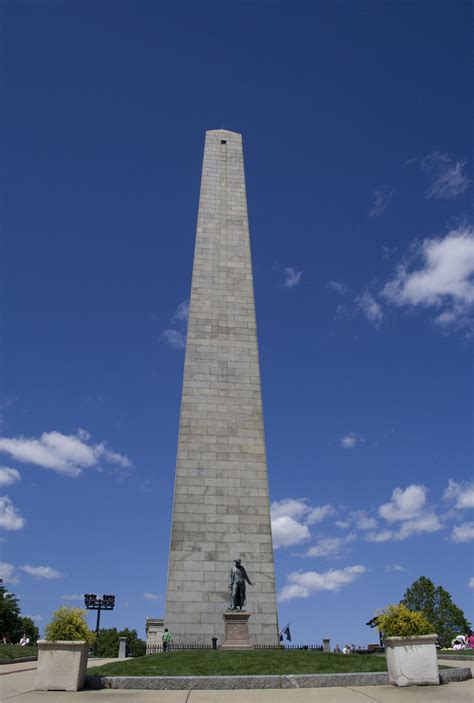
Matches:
[95,627,146,657]
[0,584,22,642]
[401,577,470,646]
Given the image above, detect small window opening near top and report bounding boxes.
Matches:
[221,140,227,144]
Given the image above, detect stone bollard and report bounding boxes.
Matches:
[118,637,127,659]
[323,639,331,653]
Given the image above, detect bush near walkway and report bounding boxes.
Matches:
[88,649,389,677]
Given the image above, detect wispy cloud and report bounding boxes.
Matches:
[144,592,161,601]
[161,329,186,350]
[382,225,474,335]
[0,561,20,584]
[468,577,474,589]
[451,522,474,543]
[20,565,62,580]
[0,468,21,487]
[0,496,25,530]
[162,300,189,350]
[350,510,377,530]
[278,565,366,601]
[418,152,471,200]
[305,533,355,559]
[327,280,348,295]
[385,564,406,573]
[356,290,383,328]
[0,430,131,478]
[370,185,396,217]
[339,433,366,450]
[443,479,474,509]
[284,266,303,288]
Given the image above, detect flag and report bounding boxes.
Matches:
[279,624,292,642]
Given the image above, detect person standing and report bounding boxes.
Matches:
[162,628,172,653]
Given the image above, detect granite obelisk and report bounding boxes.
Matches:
[165,130,279,646]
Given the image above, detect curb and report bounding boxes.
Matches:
[439,654,474,661]
[86,667,471,690]
[0,656,38,665]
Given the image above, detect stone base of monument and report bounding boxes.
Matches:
[221,611,253,650]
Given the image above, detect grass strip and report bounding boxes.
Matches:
[87,650,388,677]
[0,644,38,660]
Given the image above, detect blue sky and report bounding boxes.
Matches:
[1,0,472,646]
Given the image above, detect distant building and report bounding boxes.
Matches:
[146,617,164,652]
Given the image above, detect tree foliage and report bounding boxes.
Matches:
[45,606,95,645]
[0,584,39,644]
[95,627,146,657]
[401,576,470,646]
[377,603,434,637]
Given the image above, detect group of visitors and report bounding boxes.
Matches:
[333,644,356,654]
[1,634,30,646]
[452,631,474,650]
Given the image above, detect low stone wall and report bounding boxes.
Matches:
[0,656,38,665]
[86,667,471,690]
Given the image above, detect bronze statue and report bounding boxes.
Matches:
[228,559,253,611]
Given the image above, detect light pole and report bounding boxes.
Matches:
[84,594,115,651]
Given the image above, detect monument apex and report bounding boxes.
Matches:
[164,129,279,646]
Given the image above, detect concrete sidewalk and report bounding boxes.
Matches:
[1,659,472,702]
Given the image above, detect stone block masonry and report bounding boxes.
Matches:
[164,130,279,645]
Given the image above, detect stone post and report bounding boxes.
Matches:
[118,637,127,658]
[323,638,331,653]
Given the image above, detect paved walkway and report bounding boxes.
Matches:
[1,659,472,702]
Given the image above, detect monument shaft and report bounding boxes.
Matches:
[165,130,279,645]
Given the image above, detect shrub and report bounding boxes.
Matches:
[376,603,435,638]
[45,607,95,646]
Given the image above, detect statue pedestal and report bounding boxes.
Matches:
[221,611,253,650]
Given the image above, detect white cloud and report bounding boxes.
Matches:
[350,510,377,530]
[335,520,350,529]
[20,565,62,580]
[327,280,348,295]
[270,499,308,521]
[395,513,442,540]
[444,479,474,509]
[366,530,393,543]
[452,522,474,543]
[0,561,20,584]
[385,564,406,573]
[305,537,346,558]
[339,433,366,449]
[271,516,310,549]
[0,430,131,478]
[278,565,367,601]
[370,185,396,217]
[468,577,474,589]
[378,485,427,522]
[144,592,161,601]
[161,329,186,350]
[356,290,383,328]
[419,152,471,200]
[306,504,334,525]
[24,613,43,622]
[0,468,21,486]
[173,300,189,323]
[382,226,474,334]
[0,496,25,530]
[284,266,303,288]
[61,594,84,601]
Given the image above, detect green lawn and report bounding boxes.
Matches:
[0,644,38,660]
[87,650,388,677]
[440,649,474,656]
